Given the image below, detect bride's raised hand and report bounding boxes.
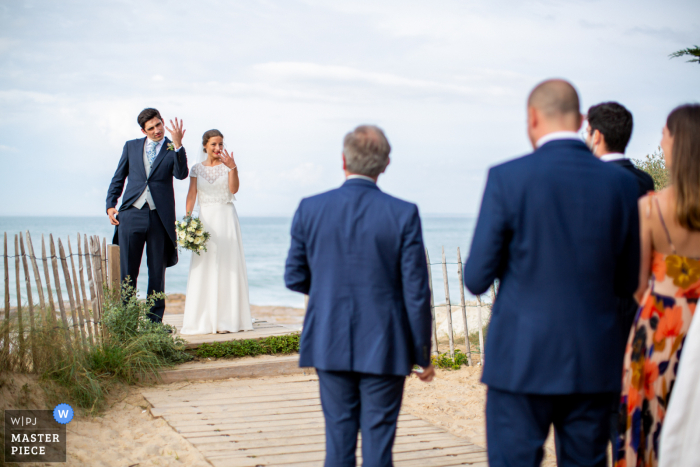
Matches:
[220,148,237,169]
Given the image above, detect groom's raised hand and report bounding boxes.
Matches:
[166,118,186,149]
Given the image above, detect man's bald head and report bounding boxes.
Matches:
[527,79,580,118]
[526,79,583,148]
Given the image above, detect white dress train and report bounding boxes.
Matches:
[180,162,253,334]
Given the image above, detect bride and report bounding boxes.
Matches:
[180,129,254,334]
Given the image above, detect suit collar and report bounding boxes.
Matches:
[609,158,633,168]
[148,136,171,177]
[342,178,380,190]
[536,138,589,152]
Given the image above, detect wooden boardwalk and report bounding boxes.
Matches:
[163,313,298,349]
[143,375,488,466]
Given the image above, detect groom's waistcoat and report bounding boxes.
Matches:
[106,136,188,266]
[285,179,433,376]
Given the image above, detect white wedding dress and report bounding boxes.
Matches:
[180,162,254,334]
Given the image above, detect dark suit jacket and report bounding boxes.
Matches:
[284,178,433,376]
[105,136,188,267]
[463,139,640,394]
[608,157,654,358]
[609,158,655,198]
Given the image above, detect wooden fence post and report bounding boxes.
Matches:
[15,235,26,370]
[25,232,45,311]
[107,245,120,292]
[67,237,88,349]
[3,233,10,359]
[441,247,455,359]
[475,294,485,366]
[49,235,72,350]
[425,248,438,357]
[90,237,106,341]
[456,247,472,366]
[20,234,38,371]
[84,235,100,342]
[76,234,94,346]
[41,235,57,323]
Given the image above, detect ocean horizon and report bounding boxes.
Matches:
[0,215,479,308]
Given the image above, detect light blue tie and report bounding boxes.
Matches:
[147,141,158,165]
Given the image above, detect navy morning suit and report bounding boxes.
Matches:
[463,139,640,467]
[285,178,432,467]
[106,136,188,322]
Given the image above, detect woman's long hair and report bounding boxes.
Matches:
[670,104,700,230]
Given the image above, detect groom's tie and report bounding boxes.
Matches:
[147,140,158,165]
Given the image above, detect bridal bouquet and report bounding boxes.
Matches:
[176,216,210,255]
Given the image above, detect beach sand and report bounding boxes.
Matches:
[1,365,558,467]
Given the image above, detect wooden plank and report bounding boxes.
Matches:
[90,237,105,339]
[49,235,72,349]
[142,384,319,403]
[25,232,45,311]
[441,246,455,358]
[198,431,463,456]
[161,404,325,423]
[146,391,320,409]
[83,234,99,341]
[475,294,485,365]
[41,235,56,323]
[3,233,10,359]
[185,418,432,441]
[151,397,322,417]
[101,237,108,287]
[67,237,87,348]
[456,247,473,366]
[425,248,438,356]
[14,235,26,370]
[19,234,38,372]
[75,233,94,346]
[107,244,120,291]
[58,238,81,346]
[189,425,445,447]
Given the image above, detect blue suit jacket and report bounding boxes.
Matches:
[105,137,188,267]
[464,139,640,394]
[285,179,433,376]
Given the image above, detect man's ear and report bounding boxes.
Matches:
[342,153,347,171]
[141,128,147,135]
[527,106,538,130]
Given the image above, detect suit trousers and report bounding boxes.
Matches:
[117,205,168,322]
[316,370,405,467]
[486,387,615,467]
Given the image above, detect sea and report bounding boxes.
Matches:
[0,216,479,308]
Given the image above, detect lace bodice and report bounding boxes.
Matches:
[191,162,236,206]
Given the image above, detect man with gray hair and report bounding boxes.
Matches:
[285,125,435,466]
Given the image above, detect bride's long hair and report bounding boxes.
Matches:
[201,129,224,162]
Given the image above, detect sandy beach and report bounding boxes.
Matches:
[1,363,559,467]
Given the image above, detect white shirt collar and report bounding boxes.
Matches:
[536,131,582,149]
[600,152,626,162]
[347,174,376,183]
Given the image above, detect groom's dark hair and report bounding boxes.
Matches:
[137,108,163,129]
[586,102,633,154]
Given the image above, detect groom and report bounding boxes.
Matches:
[106,108,188,323]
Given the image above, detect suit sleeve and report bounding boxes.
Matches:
[615,181,641,297]
[401,205,433,368]
[106,143,129,212]
[173,146,189,180]
[284,202,311,294]
[463,167,509,295]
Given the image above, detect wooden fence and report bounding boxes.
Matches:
[426,246,497,366]
[1,231,120,371]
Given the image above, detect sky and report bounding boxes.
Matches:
[0,0,698,218]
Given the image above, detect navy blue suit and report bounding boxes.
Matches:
[106,136,188,321]
[285,178,432,466]
[463,139,640,466]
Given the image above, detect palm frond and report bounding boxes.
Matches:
[669,45,700,63]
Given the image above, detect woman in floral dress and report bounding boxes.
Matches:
[616,104,700,467]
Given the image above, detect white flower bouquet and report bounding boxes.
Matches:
[175,216,210,255]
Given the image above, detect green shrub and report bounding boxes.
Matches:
[196,333,300,359]
[633,149,669,191]
[431,349,471,370]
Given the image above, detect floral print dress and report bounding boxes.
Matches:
[616,197,698,467]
